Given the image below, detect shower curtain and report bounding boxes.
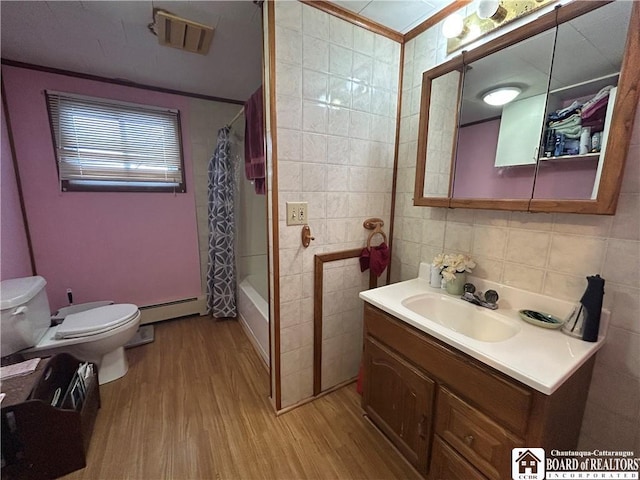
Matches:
[207,126,237,318]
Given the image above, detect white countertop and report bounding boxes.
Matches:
[359,264,608,395]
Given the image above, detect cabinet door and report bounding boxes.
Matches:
[430,436,487,480]
[363,337,435,473]
[494,93,548,167]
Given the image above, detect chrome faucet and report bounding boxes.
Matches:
[461,283,499,310]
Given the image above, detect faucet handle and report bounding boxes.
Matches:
[463,283,476,294]
[484,289,499,305]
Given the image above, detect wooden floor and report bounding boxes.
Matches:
[62,315,420,480]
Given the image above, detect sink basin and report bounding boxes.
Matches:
[401,293,520,342]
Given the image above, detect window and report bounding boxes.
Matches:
[46,91,185,192]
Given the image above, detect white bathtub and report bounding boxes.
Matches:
[238,274,269,365]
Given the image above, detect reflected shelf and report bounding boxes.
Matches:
[538,153,600,162]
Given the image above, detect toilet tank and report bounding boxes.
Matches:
[0,276,51,356]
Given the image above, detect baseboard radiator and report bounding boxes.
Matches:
[138,296,207,325]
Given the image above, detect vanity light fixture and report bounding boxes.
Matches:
[445,0,555,54]
[482,86,522,106]
[477,0,508,22]
[442,13,465,39]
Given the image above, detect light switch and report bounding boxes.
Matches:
[286,202,308,226]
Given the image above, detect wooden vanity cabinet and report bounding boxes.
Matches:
[361,304,596,480]
[363,337,434,472]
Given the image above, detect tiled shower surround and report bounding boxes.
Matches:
[271,1,400,407]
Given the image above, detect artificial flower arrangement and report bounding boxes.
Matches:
[433,253,476,281]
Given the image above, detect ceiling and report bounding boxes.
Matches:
[332,0,455,33]
[0,1,455,103]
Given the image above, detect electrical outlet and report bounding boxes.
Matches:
[286,202,308,226]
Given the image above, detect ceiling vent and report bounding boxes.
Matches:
[151,9,214,55]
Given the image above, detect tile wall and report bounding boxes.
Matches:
[393,10,640,450]
[321,258,369,391]
[272,1,401,408]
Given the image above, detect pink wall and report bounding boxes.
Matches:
[1,100,33,280]
[453,120,534,199]
[454,119,597,199]
[2,66,201,311]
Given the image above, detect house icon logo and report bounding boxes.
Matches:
[512,448,545,480]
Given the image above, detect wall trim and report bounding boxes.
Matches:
[1,78,37,276]
[314,248,375,396]
[404,0,473,42]
[386,42,405,285]
[1,59,245,105]
[300,1,403,43]
[266,0,282,411]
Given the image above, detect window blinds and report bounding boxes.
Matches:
[46,91,184,191]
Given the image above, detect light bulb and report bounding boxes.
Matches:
[442,13,464,39]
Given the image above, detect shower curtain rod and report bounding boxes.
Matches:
[227,107,244,128]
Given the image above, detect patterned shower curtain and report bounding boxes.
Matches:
[207,127,237,318]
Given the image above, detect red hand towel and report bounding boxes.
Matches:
[369,242,390,277]
[359,247,370,272]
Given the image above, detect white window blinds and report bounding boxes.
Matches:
[46,91,185,192]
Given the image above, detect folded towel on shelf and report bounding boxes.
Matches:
[581,85,613,115]
[549,113,582,139]
[548,100,583,122]
[581,95,609,131]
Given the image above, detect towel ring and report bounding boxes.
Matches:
[363,218,387,248]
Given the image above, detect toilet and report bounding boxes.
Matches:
[0,276,140,384]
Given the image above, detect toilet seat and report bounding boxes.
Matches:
[55,304,139,339]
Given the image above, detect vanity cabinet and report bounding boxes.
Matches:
[361,303,595,480]
[363,337,434,472]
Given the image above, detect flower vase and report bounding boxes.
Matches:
[445,272,467,296]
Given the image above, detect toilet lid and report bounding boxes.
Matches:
[55,304,139,339]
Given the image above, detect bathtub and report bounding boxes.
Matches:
[238,274,269,366]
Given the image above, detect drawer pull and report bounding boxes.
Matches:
[464,435,474,446]
[418,415,427,439]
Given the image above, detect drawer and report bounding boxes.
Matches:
[364,304,532,436]
[435,387,524,480]
[429,435,487,480]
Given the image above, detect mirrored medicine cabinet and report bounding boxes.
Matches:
[414,0,639,214]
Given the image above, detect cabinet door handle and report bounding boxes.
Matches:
[464,434,474,446]
[418,415,427,439]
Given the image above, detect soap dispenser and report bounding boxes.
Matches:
[562,275,605,342]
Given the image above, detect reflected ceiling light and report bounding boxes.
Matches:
[477,0,508,22]
[442,13,465,39]
[482,87,522,106]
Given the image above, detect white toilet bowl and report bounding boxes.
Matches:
[22,304,141,384]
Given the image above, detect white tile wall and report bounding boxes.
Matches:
[273,1,400,408]
[394,16,640,450]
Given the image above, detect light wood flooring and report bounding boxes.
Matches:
[62,315,420,480]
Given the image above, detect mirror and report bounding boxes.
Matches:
[452,28,556,208]
[415,66,463,206]
[415,1,639,214]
